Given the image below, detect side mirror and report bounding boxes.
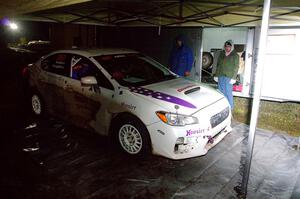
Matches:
[80,76,98,86]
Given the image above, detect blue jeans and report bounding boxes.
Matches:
[218,76,234,109]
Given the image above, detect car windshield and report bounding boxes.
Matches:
[93,53,177,86]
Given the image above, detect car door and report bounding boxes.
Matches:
[38,53,70,117]
[63,54,115,134]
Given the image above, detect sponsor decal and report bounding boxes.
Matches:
[157,130,165,135]
[203,135,214,144]
[129,86,196,109]
[186,127,210,136]
[177,84,197,92]
[121,102,136,110]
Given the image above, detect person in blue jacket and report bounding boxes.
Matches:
[169,35,194,77]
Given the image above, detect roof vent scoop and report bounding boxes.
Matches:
[184,87,200,95]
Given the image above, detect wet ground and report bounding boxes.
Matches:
[1,113,300,199]
[1,49,300,198]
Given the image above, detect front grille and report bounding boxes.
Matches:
[210,107,229,128]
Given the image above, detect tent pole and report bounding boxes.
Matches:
[198,28,203,82]
[239,0,271,197]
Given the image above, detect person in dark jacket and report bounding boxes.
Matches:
[169,35,194,77]
[214,40,239,110]
[72,62,90,80]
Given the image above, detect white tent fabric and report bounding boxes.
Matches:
[0,0,300,27]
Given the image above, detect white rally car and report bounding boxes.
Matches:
[27,48,232,160]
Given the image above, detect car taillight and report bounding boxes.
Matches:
[22,66,29,78]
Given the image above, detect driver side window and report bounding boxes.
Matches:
[70,55,90,80]
[70,55,114,90]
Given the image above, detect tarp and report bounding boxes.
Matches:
[6,119,299,198]
[1,0,300,27]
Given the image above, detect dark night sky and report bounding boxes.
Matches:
[1,21,50,44]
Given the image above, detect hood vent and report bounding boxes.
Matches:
[184,87,200,95]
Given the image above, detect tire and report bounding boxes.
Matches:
[30,91,45,117]
[202,52,213,69]
[114,115,151,156]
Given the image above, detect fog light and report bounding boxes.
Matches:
[176,137,184,144]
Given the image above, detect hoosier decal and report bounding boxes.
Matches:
[186,127,211,136]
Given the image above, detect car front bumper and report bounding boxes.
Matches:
[147,98,231,160]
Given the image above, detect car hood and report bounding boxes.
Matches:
[128,78,225,114]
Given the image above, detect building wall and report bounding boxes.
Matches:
[202,27,248,52]
[252,27,300,102]
[50,23,97,49]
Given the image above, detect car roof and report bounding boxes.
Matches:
[50,48,139,57]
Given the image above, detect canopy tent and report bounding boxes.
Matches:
[1,0,300,27]
[0,0,298,198]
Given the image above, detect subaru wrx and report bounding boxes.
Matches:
[28,48,232,159]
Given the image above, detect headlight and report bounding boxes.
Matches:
[156,111,198,126]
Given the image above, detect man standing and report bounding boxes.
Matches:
[214,40,239,109]
[169,35,194,77]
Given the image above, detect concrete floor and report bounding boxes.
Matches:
[1,117,299,199]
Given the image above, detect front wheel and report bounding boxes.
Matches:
[115,116,151,156]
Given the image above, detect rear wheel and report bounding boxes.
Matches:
[30,91,45,117]
[114,116,151,156]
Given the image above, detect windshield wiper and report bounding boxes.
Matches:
[162,75,176,80]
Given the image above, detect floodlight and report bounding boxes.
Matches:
[9,22,18,30]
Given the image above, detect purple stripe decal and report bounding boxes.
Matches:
[129,86,196,109]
